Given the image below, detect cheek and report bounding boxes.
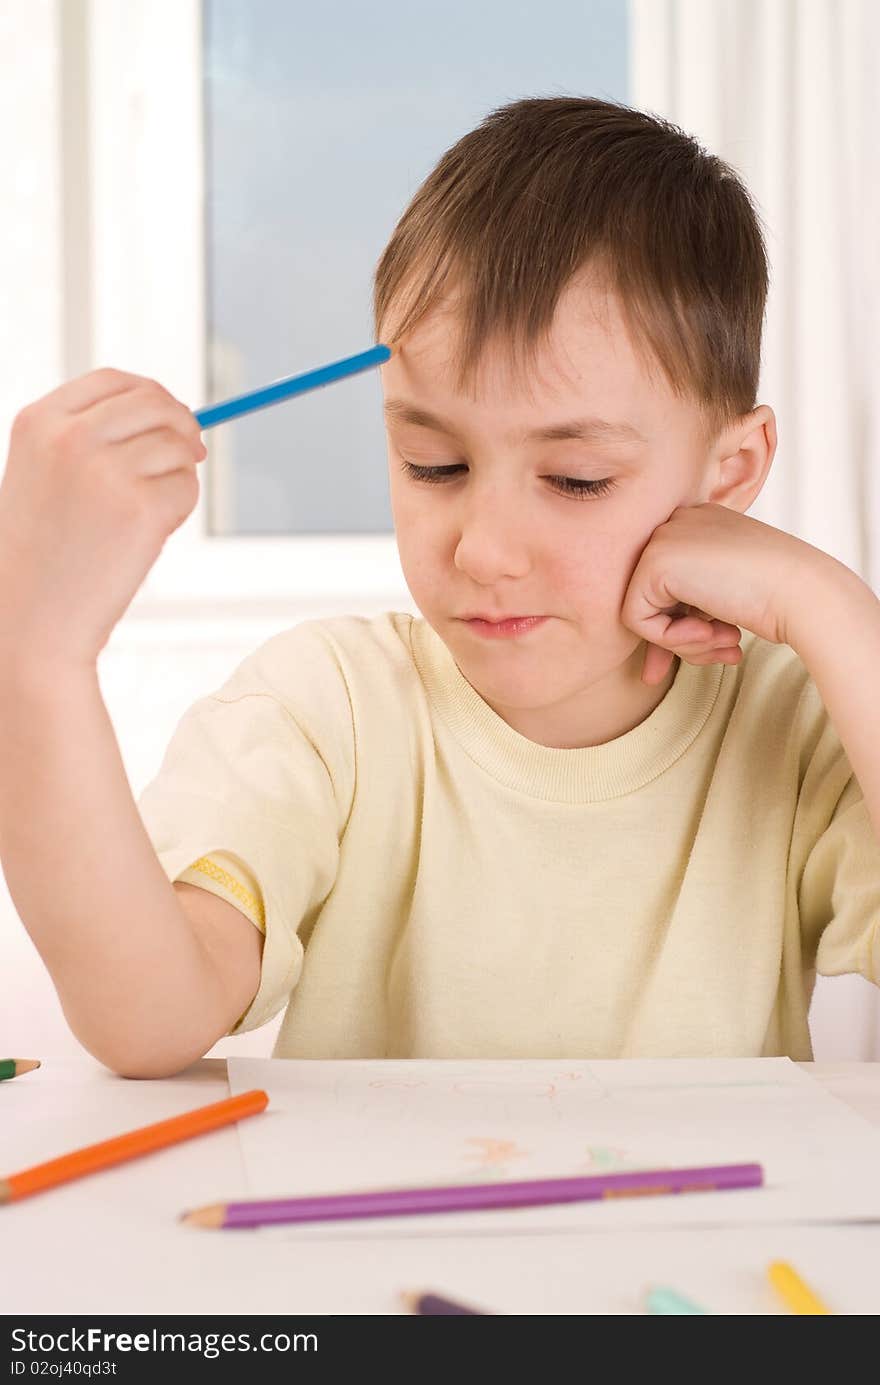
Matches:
[556,530,634,607]
[390,486,429,551]
[391,496,443,591]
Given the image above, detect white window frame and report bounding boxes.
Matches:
[86,0,409,616]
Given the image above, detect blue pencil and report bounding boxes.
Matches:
[193,343,395,430]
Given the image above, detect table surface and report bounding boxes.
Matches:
[2,1059,879,1316]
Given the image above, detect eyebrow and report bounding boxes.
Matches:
[383,398,648,446]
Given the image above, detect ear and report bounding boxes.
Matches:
[701,405,777,510]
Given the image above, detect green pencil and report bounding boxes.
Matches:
[0,1060,41,1082]
[645,1285,708,1314]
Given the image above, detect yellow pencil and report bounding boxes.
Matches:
[767,1260,831,1315]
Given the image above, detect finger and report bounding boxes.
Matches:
[51,367,143,416]
[643,638,742,684]
[668,647,742,678]
[641,642,675,685]
[656,615,716,647]
[115,428,205,478]
[149,464,201,535]
[658,616,742,651]
[85,387,204,450]
[683,609,742,647]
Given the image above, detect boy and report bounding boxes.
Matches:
[0,97,878,1077]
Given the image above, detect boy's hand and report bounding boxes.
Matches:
[0,368,207,669]
[621,502,819,685]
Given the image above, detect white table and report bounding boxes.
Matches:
[2,1059,879,1315]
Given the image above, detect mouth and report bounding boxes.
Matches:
[460,615,549,639]
[460,613,544,623]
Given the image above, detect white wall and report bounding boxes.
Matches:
[0,1,64,430]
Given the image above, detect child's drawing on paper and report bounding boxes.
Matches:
[581,1145,644,1171]
[462,1137,531,1179]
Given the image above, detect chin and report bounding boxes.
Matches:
[460,661,569,709]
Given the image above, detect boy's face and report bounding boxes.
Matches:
[381,270,762,748]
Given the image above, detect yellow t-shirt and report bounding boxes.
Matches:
[136,612,880,1060]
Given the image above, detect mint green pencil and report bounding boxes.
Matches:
[645,1285,708,1314]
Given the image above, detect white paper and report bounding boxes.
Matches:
[226,1057,880,1238]
[0,1056,230,1171]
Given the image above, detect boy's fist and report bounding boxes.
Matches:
[0,368,207,667]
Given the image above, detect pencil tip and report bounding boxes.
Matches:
[180,1204,225,1229]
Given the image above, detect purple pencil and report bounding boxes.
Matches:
[401,1290,490,1315]
[180,1161,763,1230]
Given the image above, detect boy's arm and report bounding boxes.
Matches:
[0,659,262,1078]
[787,556,880,851]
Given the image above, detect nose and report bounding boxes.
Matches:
[452,485,532,584]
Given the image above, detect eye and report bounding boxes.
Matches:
[549,475,617,499]
[399,460,463,485]
[398,459,617,500]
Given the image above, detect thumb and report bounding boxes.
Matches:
[641,641,676,685]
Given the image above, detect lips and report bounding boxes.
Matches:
[460,614,543,624]
[461,614,549,640]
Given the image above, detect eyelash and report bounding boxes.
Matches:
[398,459,617,501]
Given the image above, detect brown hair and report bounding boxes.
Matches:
[372,96,769,444]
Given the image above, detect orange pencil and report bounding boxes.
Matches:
[0,1089,268,1204]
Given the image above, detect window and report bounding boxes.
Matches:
[202,0,629,537]
[85,0,627,606]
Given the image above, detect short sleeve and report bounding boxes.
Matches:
[136,623,356,1035]
[799,773,880,985]
[177,850,266,933]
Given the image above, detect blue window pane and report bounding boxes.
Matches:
[203,0,629,535]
